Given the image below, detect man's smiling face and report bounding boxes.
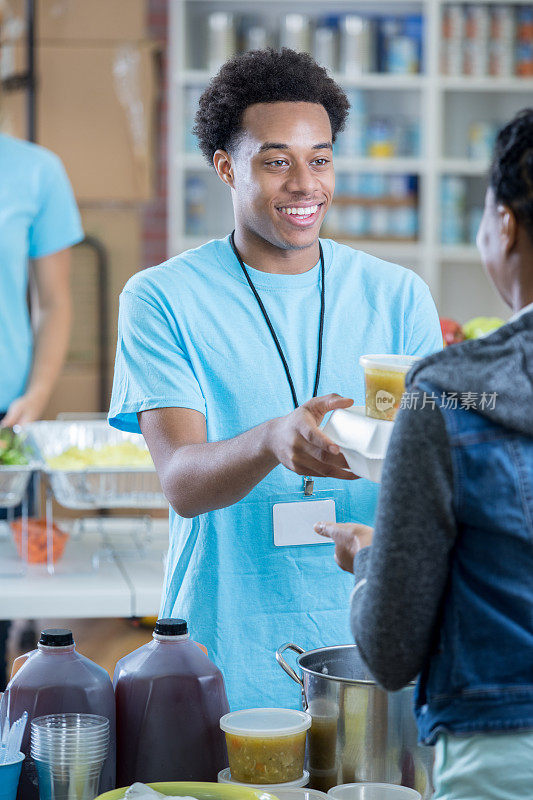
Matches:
[229,101,335,252]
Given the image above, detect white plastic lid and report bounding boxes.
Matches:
[328,784,421,800]
[359,354,421,374]
[220,708,312,737]
[270,789,329,800]
[218,768,310,789]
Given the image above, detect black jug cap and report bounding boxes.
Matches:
[154,618,188,636]
[39,628,74,647]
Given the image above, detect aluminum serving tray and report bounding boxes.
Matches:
[27,420,167,510]
[0,464,36,509]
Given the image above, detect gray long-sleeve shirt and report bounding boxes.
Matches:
[351,401,456,691]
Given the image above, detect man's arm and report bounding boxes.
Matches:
[139,394,358,519]
[2,248,72,426]
[349,401,458,691]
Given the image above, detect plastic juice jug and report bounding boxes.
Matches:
[113,617,230,785]
[2,628,116,800]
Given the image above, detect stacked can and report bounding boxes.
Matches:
[465,5,491,76]
[442,4,533,78]
[490,5,516,77]
[381,17,420,74]
[441,176,467,245]
[241,19,270,53]
[313,20,338,72]
[207,13,236,72]
[280,14,311,53]
[442,4,466,76]
[334,89,367,157]
[339,15,376,75]
[327,174,418,241]
[517,8,533,77]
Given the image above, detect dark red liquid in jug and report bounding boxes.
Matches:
[113,618,229,785]
[3,628,116,800]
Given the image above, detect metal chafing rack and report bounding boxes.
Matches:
[26,420,166,510]
[0,428,40,509]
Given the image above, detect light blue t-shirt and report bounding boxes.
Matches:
[109,235,443,710]
[434,732,533,800]
[0,134,84,410]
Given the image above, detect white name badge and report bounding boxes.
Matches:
[273,499,336,547]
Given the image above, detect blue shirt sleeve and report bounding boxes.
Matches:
[406,280,443,357]
[28,151,84,258]
[108,288,207,434]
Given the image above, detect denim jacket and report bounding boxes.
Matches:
[414,379,533,743]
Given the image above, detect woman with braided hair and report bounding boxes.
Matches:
[317,108,533,798]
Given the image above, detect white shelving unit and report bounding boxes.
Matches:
[168,0,533,322]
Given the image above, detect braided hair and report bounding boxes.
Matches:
[490,109,533,238]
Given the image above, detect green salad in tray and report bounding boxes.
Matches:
[0,429,31,466]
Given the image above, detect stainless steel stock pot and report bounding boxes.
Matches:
[276,643,432,798]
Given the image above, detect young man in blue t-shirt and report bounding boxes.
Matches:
[109,48,443,710]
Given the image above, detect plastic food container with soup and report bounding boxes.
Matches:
[359,355,420,421]
[220,708,312,785]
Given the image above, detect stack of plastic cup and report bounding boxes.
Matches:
[31,714,109,800]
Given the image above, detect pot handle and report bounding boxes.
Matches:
[276,642,305,687]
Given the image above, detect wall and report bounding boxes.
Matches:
[142,0,168,269]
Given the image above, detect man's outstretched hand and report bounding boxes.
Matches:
[266,394,359,480]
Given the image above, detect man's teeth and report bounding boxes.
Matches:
[279,205,319,216]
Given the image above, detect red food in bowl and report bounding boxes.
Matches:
[11,518,69,564]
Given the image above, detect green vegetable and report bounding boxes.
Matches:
[0,429,30,466]
[462,316,506,340]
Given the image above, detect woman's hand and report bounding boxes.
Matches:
[314,521,374,573]
[2,390,47,427]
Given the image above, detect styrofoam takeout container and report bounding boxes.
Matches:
[322,406,394,483]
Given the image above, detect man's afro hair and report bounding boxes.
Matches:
[193,48,350,164]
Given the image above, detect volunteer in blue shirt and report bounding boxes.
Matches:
[109,48,443,710]
[0,132,83,689]
[0,133,83,427]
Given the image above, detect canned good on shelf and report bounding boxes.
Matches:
[339,15,376,75]
[207,12,236,72]
[280,14,311,53]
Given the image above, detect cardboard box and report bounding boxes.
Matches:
[42,207,142,419]
[39,43,157,201]
[0,42,158,201]
[0,85,26,136]
[78,206,142,369]
[44,364,100,418]
[1,0,147,43]
[0,34,25,76]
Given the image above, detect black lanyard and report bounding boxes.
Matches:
[229,230,325,411]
